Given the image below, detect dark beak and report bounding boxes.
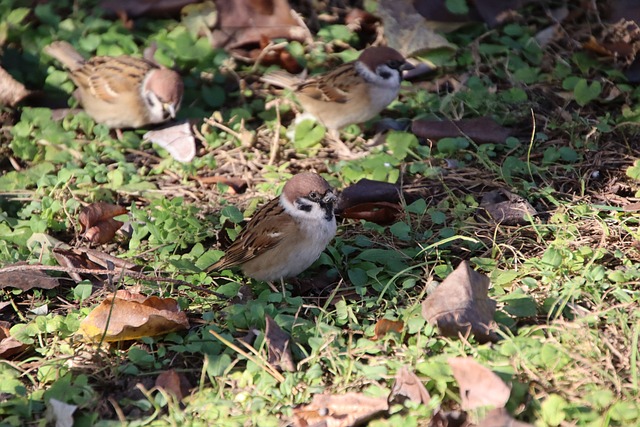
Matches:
[401,61,415,71]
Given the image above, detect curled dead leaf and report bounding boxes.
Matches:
[389,366,430,405]
[341,202,403,225]
[264,315,295,372]
[292,392,389,427]
[78,290,189,342]
[0,66,31,107]
[0,321,30,359]
[197,175,248,194]
[156,369,192,401]
[448,357,511,410]
[372,318,404,341]
[143,120,196,163]
[421,261,498,343]
[79,202,127,244]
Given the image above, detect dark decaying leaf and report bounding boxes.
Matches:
[264,315,295,372]
[0,265,60,291]
[421,261,498,343]
[372,318,404,341]
[52,247,140,282]
[336,179,402,214]
[78,290,189,342]
[292,392,389,427]
[448,357,511,410]
[79,202,127,244]
[211,0,309,50]
[0,321,30,359]
[429,410,468,427]
[100,0,199,18]
[0,66,31,107]
[389,366,430,405]
[341,201,403,225]
[476,407,534,427]
[477,189,537,226]
[413,0,535,27]
[155,369,192,401]
[197,175,248,194]
[583,19,640,66]
[143,120,196,163]
[411,117,511,144]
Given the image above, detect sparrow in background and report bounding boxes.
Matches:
[207,173,337,282]
[261,46,412,132]
[44,41,183,129]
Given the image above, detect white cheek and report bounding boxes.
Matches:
[142,91,167,124]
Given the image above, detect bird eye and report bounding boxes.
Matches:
[387,59,402,69]
[308,191,319,200]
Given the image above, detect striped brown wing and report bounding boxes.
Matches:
[296,62,360,104]
[207,198,295,271]
[70,56,154,103]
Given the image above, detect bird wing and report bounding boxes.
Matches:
[71,56,153,103]
[296,62,358,104]
[207,198,296,272]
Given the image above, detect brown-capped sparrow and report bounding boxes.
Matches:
[261,46,412,131]
[206,173,337,282]
[44,41,183,129]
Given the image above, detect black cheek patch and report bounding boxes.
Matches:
[298,203,312,212]
[379,71,391,79]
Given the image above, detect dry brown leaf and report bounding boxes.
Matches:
[156,369,192,401]
[372,318,404,341]
[143,120,196,163]
[292,392,389,427]
[79,202,127,244]
[411,117,511,144]
[341,202,403,225]
[211,0,309,50]
[78,290,189,342]
[430,409,468,427]
[378,0,456,57]
[389,366,430,405]
[336,179,402,214]
[0,265,60,291]
[79,202,127,230]
[421,261,497,343]
[101,0,198,18]
[264,315,295,372]
[477,189,537,226]
[448,357,511,411]
[0,321,30,359]
[52,247,139,282]
[197,175,248,194]
[0,66,31,107]
[84,219,124,245]
[476,407,534,427]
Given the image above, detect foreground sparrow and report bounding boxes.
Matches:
[44,41,183,129]
[207,173,337,282]
[261,46,412,131]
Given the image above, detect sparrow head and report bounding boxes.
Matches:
[356,46,412,88]
[143,67,184,122]
[282,173,336,222]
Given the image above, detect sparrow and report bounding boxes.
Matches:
[260,46,412,131]
[206,173,337,282]
[44,41,183,129]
